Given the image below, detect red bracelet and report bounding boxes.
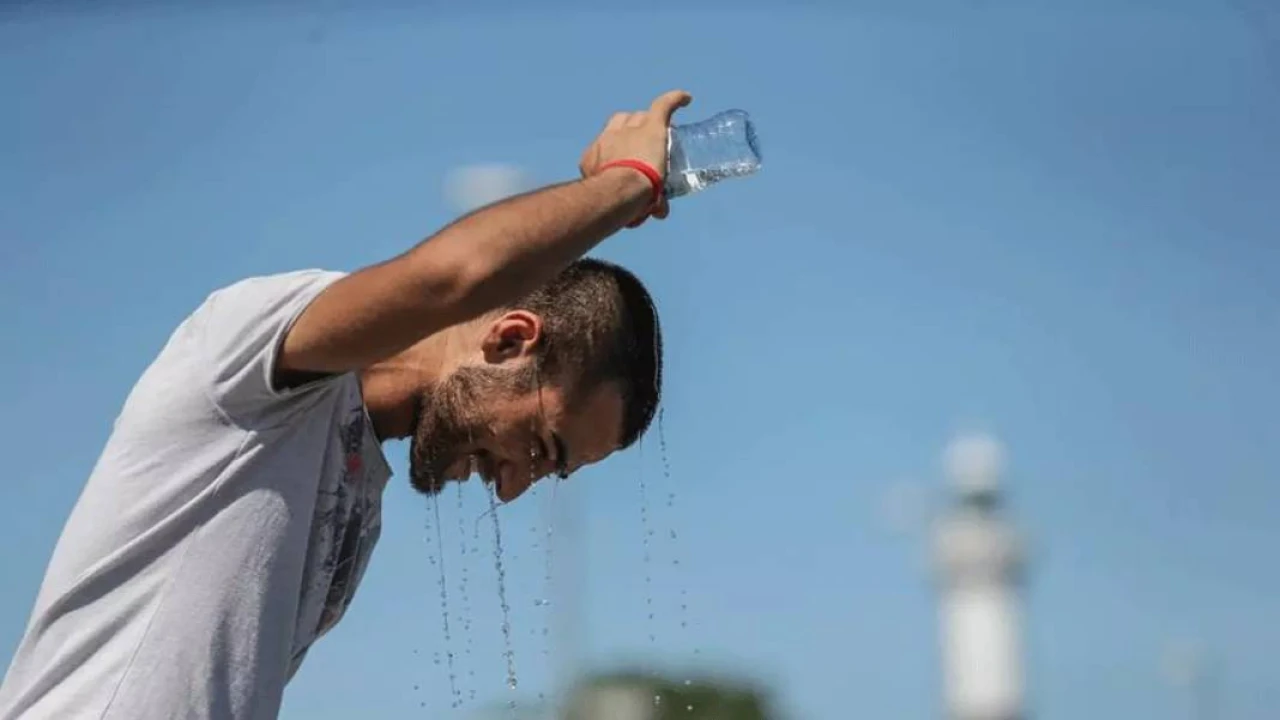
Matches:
[597,159,664,227]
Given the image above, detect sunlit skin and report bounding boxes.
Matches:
[355,308,624,504]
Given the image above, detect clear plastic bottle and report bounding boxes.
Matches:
[665,109,762,199]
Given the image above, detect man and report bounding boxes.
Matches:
[0,89,692,720]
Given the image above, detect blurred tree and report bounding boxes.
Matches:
[564,669,776,720]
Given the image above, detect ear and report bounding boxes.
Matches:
[480,310,543,365]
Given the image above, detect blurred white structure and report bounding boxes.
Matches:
[933,433,1027,720]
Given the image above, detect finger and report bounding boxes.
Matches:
[648,90,693,124]
[652,198,670,220]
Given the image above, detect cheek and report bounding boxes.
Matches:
[493,425,537,465]
[457,397,504,439]
[469,410,520,456]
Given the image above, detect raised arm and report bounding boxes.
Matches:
[277,89,691,377]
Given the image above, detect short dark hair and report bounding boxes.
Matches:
[506,257,662,450]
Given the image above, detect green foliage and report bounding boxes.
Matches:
[567,669,776,720]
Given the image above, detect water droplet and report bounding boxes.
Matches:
[684,679,692,686]
[686,704,695,712]
[428,494,460,706]
[486,480,519,696]
[534,598,550,607]
[659,410,697,661]
[653,694,663,707]
[455,479,475,705]
[658,408,673,482]
[538,477,559,662]
[638,439,657,646]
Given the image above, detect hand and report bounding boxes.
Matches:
[579,89,693,224]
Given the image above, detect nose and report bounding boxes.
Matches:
[497,459,548,503]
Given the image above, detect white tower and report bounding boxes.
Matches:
[933,434,1027,720]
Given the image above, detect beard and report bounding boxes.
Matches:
[408,362,536,496]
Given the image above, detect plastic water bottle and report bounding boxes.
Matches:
[665,109,761,199]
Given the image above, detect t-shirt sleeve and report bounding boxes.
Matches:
[191,269,347,421]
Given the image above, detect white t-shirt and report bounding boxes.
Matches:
[0,270,393,720]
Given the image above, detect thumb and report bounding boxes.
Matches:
[649,90,692,125]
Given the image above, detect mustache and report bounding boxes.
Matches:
[409,437,500,497]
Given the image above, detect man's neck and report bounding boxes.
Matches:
[359,331,461,441]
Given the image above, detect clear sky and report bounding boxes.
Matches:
[2,2,1278,718]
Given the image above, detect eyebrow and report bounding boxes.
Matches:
[551,431,570,478]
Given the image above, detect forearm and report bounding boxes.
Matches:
[412,166,651,325]
[279,167,651,374]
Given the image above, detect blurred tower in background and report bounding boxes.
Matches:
[932,434,1028,720]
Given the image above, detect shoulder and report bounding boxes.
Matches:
[191,269,350,422]
[201,270,348,314]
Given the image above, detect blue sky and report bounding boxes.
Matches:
[2,2,1278,718]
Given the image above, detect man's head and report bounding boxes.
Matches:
[408,258,662,502]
